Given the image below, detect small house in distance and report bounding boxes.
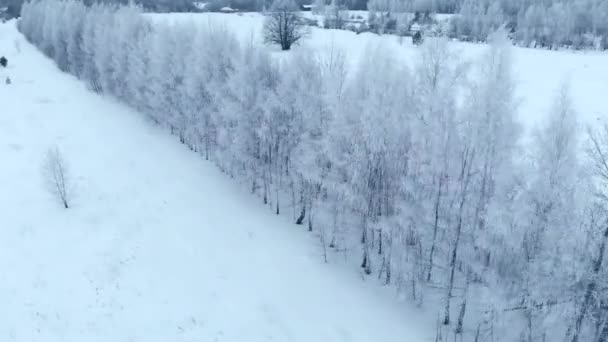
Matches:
[219,6,236,13]
[300,4,315,11]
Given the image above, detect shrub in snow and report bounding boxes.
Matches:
[0,56,7,67]
[412,31,423,45]
[43,147,71,209]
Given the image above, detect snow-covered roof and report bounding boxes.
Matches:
[410,23,421,32]
[220,6,236,12]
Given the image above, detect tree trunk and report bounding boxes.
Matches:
[571,222,608,342]
[364,247,372,275]
[308,213,313,232]
[296,186,305,224]
[385,258,391,285]
[455,276,469,335]
[263,169,268,205]
[204,132,209,161]
[291,179,296,220]
[361,221,372,275]
[428,176,443,282]
[598,318,608,342]
[320,226,328,264]
[444,146,474,326]
[296,206,305,225]
[444,199,466,325]
[330,204,338,248]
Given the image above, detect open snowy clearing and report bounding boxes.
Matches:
[149,12,608,134]
[0,21,432,342]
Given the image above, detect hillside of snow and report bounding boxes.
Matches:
[0,20,433,342]
[148,12,608,132]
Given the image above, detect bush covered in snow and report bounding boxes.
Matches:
[42,146,71,209]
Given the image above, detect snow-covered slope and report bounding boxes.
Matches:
[0,21,432,342]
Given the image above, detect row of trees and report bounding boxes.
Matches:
[324,0,608,49]
[0,0,197,17]
[269,0,608,49]
[8,0,606,49]
[451,0,608,49]
[366,0,461,13]
[19,1,608,341]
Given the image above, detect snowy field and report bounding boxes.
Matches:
[0,21,433,341]
[149,12,608,135]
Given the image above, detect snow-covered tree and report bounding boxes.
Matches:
[517,83,587,340]
[263,0,308,50]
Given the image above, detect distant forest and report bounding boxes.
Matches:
[4,0,608,49]
[2,0,194,17]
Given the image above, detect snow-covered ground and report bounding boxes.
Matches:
[149,12,608,134]
[0,21,433,341]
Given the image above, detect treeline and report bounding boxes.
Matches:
[19,1,608,341]
[0,0,195,17]
[6,0,608,49]
[452,0,608,49]
[365,0,608,49]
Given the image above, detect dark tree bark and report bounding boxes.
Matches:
[428,175,444,282]
[444,146,475,326]
[296,206,305,225]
